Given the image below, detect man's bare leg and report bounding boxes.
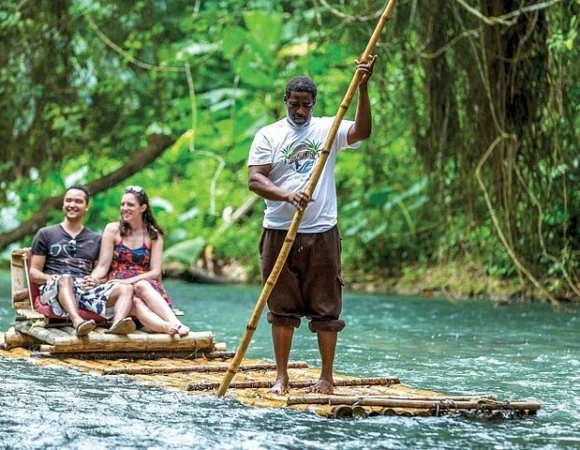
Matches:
[309,331,337,394]
[270,325,294,395]
[56,276,85,329]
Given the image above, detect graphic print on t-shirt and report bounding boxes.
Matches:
[282,139,323,174]
[48,236,98,275]
[49,238,77,258]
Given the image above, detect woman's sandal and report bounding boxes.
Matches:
[105,317,136,335]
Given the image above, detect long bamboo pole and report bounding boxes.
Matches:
[216,0,398,398]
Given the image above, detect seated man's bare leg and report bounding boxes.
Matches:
[270,325,294,395]
[56,276,85,329]
[308,330,337,394]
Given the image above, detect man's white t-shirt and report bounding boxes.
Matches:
[248,117,361,233]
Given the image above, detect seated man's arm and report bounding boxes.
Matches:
[29,254,55,285]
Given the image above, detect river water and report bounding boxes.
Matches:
[0,271,578,449]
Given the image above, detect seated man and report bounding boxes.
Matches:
[29,185,136,336]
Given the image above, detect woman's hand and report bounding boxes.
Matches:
[80,275,97,289]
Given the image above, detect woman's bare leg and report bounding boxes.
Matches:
[131,297,176,334]
[134,281,189,336]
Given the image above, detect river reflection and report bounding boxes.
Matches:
[0,273,578,450]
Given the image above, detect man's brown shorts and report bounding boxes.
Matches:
[259,226,345,333]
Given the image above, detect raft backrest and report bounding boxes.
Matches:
[10,249,32,310]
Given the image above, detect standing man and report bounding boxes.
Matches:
[29,185,136,335]
[248,57,377,394]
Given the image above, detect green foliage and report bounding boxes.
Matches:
[165,238,207,265]
[1,0,579,299]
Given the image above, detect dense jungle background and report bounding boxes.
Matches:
[0,0,578,303]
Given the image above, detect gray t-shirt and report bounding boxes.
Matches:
[248,117,360,233]
[30,224,102,277]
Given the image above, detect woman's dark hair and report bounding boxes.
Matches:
[119,186,165,240]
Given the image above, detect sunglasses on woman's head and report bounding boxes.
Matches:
[125,185,144,194]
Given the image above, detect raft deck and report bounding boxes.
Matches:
[1,249,541,419]
[0,327,540,420]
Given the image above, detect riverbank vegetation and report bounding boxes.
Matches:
[0,1,578,302]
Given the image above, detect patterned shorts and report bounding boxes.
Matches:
[40,275,117,319]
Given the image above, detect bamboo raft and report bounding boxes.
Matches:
[0,249,541,419]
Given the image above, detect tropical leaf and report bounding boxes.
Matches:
[242,11,283,52]
[164,237,206,265]
[222,27,247,58]
[365,186,395,206]
[226,140,252,165]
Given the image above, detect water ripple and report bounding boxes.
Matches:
[0,281,578,449]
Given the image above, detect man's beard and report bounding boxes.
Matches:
[287,114,311,127]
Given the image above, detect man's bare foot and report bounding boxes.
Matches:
[269,376,289,395]
[308,378,334,394]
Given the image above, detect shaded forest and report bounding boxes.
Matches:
[0,0,578,302]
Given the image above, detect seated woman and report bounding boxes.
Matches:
[91,185,190,337]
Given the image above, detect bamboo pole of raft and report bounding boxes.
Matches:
[13,301,32,309]
[32,350,236,360]
[25,329,215,353]
[12,288,29,302]
[14,321,57,345]
[196,376,399,392]
[216,0,399,398]
[286,394,496,405]
[286,396,541,411]
[2,327,39,349]
[103,361,309,376]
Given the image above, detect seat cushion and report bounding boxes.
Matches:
[32,293,105,322]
